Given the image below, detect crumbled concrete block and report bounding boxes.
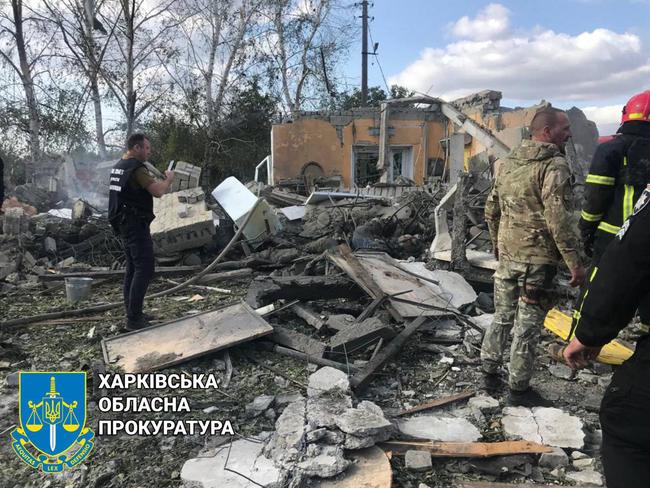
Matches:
[468,395,500,415]
[276,393,304,408]
[335,401,393,441]
[396,414,481,442]
[405,450,432,472]
[306,394,352,429]
[264,399,306,463]
[502,407,584,449]
[307,366,350,398]
[571,450,589,460]
[296,445,350,479]
[566,469,603,486]
[549,364,574,380]
[539,447,569,469]
[305,427,328,443]
[245,395,275,418]
[572,457,595,470]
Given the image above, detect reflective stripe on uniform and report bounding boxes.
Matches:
[597,221,621,234]
[623,185,635,221]
[580,210,603,222]
[570,267,599,340]
[585,174,616,185]
[622,157,635,221]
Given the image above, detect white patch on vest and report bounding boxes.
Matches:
[109,184,122,192]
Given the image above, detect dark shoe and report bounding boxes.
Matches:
[142,312,158,322]
[482,372,503,393]
[507,388,553,408]
[125,317,153,331]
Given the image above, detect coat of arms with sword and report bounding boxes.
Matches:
[11,372,94,472]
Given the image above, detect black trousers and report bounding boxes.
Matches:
[600,335,650,488]
[120,215,154,321]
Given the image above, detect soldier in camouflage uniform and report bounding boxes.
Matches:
[481,107,586,406]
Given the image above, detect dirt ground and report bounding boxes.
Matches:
[0,271,613,488]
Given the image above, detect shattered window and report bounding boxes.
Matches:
[354,149,381,185]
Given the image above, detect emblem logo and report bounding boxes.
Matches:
[11,372,95,472]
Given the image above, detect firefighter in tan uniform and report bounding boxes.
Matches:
[482,107,586,406]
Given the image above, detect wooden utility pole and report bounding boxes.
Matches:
[361,0,368,105]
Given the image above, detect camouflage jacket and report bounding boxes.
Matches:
[485,139,582,270]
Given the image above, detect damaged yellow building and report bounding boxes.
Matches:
[270,90,598,188]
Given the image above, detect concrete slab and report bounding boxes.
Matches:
[396,414,481,442]
[181,435,280,488]
[502,407,584,449]
[397,263,478,309]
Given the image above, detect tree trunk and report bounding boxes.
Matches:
[12,0,41,167]
[84,0,107,157]
[123,0,136,137]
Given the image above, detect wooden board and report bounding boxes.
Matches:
[380,440,552,458]
[396,390,476,417]
[544,308,633,365]
[327,249,457,318]
[101,301,273,373]
[317,446,391,488]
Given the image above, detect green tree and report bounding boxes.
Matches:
[337,84,414,110]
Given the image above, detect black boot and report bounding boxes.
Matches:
[125,317,153,331]
[507,388,552,408]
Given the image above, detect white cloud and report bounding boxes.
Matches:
[581,104,623,135]
[451,3,510,41]
[390,3,650,104]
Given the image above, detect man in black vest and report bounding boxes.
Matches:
[565,184,650,488]
[108,134,174,330]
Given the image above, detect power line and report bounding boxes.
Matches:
[367,23,390,95]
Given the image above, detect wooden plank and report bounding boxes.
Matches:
[380,440,553,458]
[350,316,428,390]
[39,265,203,280]
[396,390,476,417]
[101,301,273,373]
[272,327,327,358]
[330,244,386,298]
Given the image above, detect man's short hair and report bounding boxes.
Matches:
[530,107,565,134]
[126,133,149,150]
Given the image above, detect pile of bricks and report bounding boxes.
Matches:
[170,161,201,192]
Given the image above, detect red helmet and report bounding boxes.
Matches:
[622,90,650,123]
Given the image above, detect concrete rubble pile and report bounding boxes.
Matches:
[0,93,614,487]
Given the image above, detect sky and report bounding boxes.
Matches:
[341,0,650,135]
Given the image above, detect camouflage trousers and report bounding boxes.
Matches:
[481,260,557,391]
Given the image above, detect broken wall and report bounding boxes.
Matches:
[453,90,599,175]
[272,109,447,188]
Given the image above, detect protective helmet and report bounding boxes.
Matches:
[622,90,650,123]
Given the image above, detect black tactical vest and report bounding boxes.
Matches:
[108,158,154,233]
